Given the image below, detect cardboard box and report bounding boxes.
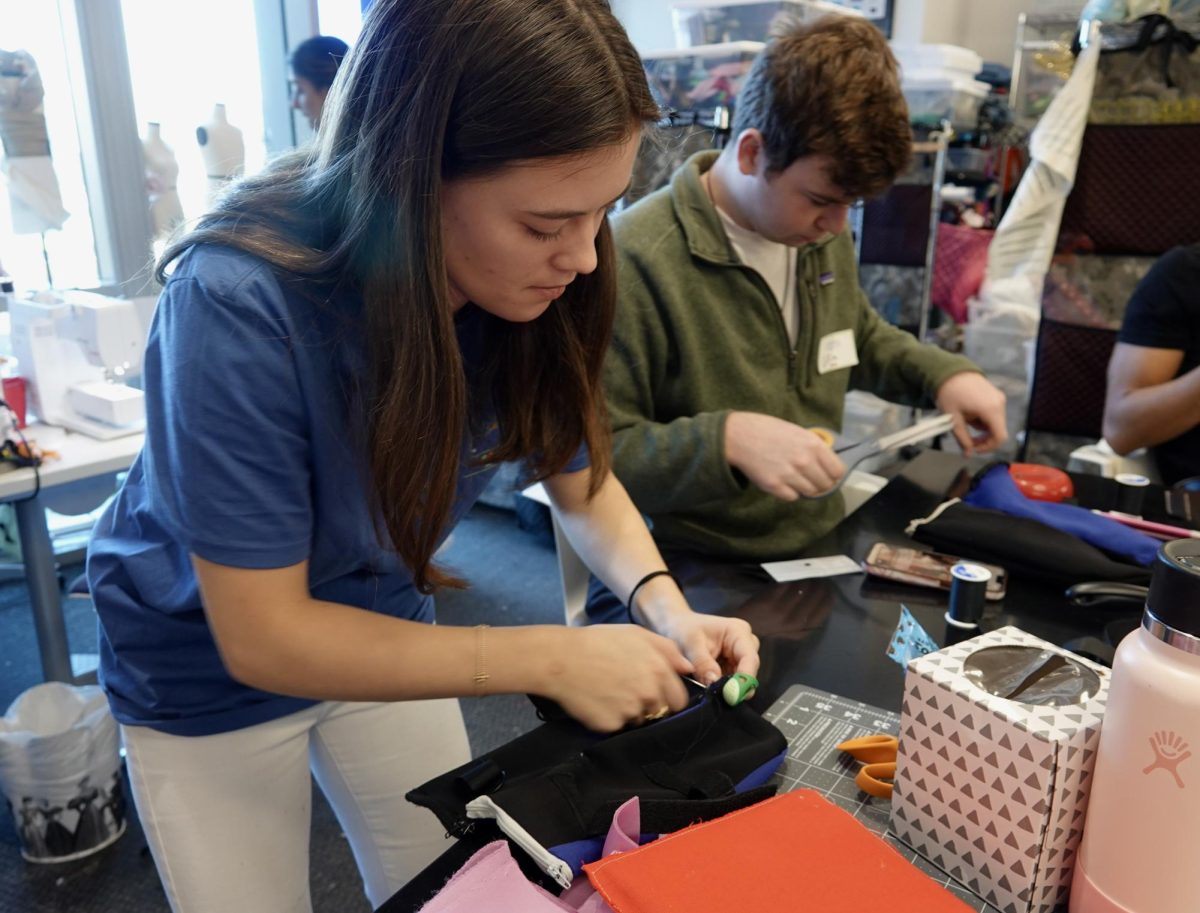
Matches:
[890,626,1109,913]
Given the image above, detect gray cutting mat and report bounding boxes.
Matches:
[763,683,1003,913]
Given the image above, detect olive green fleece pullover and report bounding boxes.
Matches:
[605,151,980,560]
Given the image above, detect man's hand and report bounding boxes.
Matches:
[935,372,1008,455]
[724,411,846,500]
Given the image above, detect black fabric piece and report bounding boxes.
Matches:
[910,500,1152,587]
[453,758,505,798]
[407,714,602,838]
[1024,317,1117,441]
[406,680,786,850]
[585,784,778,838]
[859,184,934,268]
[1059,124,1200,255]
[1062,635,1117,668]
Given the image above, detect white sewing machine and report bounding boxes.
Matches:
[9,290,146,439]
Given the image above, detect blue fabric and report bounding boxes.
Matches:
[87,245,588,736]
[963,465,1160,567]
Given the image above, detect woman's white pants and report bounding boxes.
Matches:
[121,698,471,912]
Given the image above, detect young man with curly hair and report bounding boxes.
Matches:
[593,17,1007,610]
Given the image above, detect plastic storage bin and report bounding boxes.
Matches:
[0,683,126,863]
[891,43,983,82]
[901,75,990,130]
[671,0,862,48]
[642,41,764,116]
[963,298,1037,378]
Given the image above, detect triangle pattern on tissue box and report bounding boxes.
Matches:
[890,626,1108,913]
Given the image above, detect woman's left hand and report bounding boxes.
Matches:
[656,612,760,686]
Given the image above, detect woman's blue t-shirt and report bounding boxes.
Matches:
[87,245,587,736]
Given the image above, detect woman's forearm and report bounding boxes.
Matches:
[542,467,690,631]
[194,554,573,701]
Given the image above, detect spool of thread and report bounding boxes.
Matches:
[1114,473,1150,516]
[945,562,991,629]
[721,672,758,706]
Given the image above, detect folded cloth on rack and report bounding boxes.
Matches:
[965,463,1160,566]
[908,499,1152,586]
[980,22,1100,312]
[406,678,788,889]
[582,790,973,913]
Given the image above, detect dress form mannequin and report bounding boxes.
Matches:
[0,48,68,234]
[142,122,184,239]
[195,103,245,204]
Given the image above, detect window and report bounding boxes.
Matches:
[1,1,309,297]
[122,0,268,228]
[317,0,365,46]
[0,1,101,290]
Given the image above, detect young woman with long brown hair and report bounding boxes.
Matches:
[86,1,759,909]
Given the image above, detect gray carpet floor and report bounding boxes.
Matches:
[0,502,559,913]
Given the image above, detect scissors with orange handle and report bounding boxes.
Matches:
[808,427,836,448]
[805,414,957,500]
[837,734,898,800]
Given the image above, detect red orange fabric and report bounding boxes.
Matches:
[583,790,973,913]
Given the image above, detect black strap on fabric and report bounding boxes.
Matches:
[583,785,779,837]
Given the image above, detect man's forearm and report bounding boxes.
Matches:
[610,413,740,515]
[1104,364,1200,454]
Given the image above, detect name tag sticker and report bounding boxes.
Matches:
[761,554,861,583]
[817,328,859,375]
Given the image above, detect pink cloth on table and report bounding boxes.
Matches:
[418,797,643,913]
[416,841,574,913]
[560,797,642,913]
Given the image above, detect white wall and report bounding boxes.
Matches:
[894,0,1037,66]
[611,0,677,52]
[612,0,1040,66]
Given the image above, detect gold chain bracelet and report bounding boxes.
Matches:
[473,624,490,697]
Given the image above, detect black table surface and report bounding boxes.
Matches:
[380,450,1173,912]
[680,449,1158,713]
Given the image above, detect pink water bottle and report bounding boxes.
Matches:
[1071,539,1200,913]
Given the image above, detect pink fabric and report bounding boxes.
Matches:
[416,841,575,913]
[560,797,642,913]
[418,798,644,913]
[932,223,992,323]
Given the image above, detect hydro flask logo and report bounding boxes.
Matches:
[1142,731,1191,789]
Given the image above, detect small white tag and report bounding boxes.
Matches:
[817,328,859,374]
[761,554,862,582]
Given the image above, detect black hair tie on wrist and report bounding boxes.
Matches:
[626,569,678,624]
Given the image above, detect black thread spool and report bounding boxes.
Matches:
[1114,472,1150,516]
[945,562,991,630]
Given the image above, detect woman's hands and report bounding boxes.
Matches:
[655,611,760,685]
[537,466,763,730]
[540,625,694,732]
[538,614,760,732]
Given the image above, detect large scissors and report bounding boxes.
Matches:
[808,413,957,499]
